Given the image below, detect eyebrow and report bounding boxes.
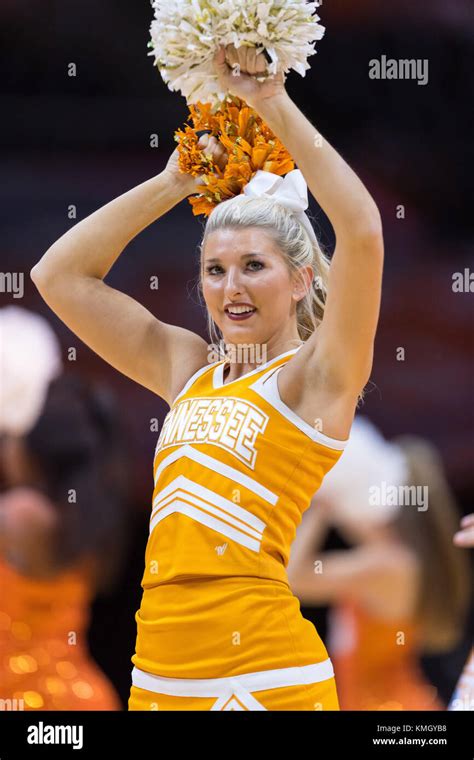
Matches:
[205,252,267,264]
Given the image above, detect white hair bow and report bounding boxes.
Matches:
[242,168,318,247]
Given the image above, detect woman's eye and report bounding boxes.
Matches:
[205,260,264,275]
[247,260,264,270]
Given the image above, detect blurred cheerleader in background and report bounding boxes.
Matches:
[0,306,130,710]
[287,416,471,710]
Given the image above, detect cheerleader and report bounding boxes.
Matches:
[31,44,384,710]
[0,306,129,710]
[288,417,471,710]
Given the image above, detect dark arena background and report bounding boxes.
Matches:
[0,0,472,745]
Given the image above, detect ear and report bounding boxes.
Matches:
[292,266,314,302]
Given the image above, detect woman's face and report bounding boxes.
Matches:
[202,227,308,348]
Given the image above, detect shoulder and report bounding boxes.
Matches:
[155,328,210,407]
[276,339,358,441]
[167,337,216,407]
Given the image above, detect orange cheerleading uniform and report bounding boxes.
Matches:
[328,599,444,710]
[0,555,121,711]
[129,346,348,710]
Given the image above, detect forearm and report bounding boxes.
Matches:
[32,169,191,283]
[257,93,381,239]
[288,552,339,605]
[288,501,330,572]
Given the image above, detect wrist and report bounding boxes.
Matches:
[255,90,292,120]
[162,169,196,199]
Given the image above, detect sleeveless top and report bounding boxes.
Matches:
[131,346,349,679]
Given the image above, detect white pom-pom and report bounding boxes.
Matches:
[148,0,325,106]
[0,306,63,436]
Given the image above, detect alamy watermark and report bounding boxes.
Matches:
[369,55,429,86]
[452,268,473,293]
[369,480,429,511]
[207,341,268,365]
[0,272,24,298]
[0,696,25,710]
[27,721,83,750]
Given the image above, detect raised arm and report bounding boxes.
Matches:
[30,149,215,405]
[214,46,384,396]
[257,94,383,394]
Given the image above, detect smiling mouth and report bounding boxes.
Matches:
[225,306,257,321]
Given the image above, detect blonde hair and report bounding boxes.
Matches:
[197,195,367,404]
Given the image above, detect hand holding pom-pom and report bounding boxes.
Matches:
[171,98,295,215]
[165,133,229,196]
[148,0,325,108]
[213,45,287,111]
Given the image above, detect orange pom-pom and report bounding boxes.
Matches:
[174,96,295,217]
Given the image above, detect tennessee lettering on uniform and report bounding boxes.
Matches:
[155,396,268,467]
[129,346,350,711]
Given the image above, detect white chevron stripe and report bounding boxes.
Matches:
[154,444,278,505]
[151,486,263,541]
[149,498,262,552]
[151,475,266,533]
[211,682,267,710]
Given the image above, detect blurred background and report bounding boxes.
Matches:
[1,0,472,708]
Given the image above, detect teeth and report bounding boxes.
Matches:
[227,306,255,314]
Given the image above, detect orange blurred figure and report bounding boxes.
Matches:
[0,306,129,710]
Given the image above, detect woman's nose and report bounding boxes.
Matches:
[223,270,243,292]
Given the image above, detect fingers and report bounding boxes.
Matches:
[248,47,268,76]
[240,45,250,74]
[198,134,228,171]
[225,43,239,72]
[454,526,474,547]
[197,132,210,149]
[224,43,258,75]
[255,49,268,75]
[454,514,474,547]
[214,45,226,65]
[246,47,257,74]
[210,140,226,165]
[216,43,269,79]
[213,45,231,82]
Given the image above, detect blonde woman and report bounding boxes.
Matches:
[31,45,384,710]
